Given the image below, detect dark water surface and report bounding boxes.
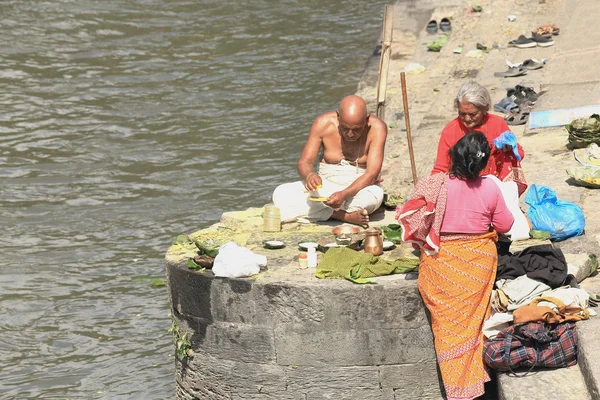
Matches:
[0,0,404,398]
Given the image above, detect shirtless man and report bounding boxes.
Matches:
[272,95,387,227]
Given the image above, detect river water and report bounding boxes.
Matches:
[0,1,432,398]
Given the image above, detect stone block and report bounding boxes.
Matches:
[319,284,428,330]
[211,280,328,326]
[179,314,276,364]
[209,276,262,324]
[286,365,382,399]
[274,325,435,366]
[497,364,590,400]
[564,253,598,283]
[578,276,600,399]
[379,364,442,399]
[166,261,214,321]
[178,348,290,399]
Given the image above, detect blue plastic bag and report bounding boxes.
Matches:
[493,130,521,161]
[525,184,585,241]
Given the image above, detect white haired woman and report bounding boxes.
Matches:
[432,81,527,195]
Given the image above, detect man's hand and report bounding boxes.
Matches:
[325,191,346,209]
[304,173,323,192]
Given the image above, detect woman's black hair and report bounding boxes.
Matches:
[449,131,491,180]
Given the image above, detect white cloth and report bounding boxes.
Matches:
[485,175,530,240]
[539,287,591,310]
[212,242,267,278]
[272,161,384,221]
[483,311,514,339]
[496,275,551,311]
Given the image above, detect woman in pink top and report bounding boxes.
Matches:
[397,132,513,400]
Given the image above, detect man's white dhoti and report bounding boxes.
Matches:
[272,161,384,222]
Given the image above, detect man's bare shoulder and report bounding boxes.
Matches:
[311,111,338,135]
[368,114,388,136]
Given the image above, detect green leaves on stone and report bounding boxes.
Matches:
[382,224,402,244]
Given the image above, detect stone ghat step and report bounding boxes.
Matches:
[497,364,591,400]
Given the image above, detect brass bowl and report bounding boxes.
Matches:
[331,225,360,236]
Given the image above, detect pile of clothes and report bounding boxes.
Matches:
[483,244,597,372]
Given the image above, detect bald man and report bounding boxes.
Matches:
[272,95,387,227]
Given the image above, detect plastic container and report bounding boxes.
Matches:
[307,246,317,268]
[263,203,281,232]
[298,253,308,268]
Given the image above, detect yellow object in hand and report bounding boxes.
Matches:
[308,197,328,202]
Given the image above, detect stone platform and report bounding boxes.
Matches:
[165,209,443,400]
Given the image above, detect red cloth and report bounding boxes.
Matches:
[396,173,448,255]
[431,114,527,195]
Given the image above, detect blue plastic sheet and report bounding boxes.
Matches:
[493,130,521,161]
[525,184,585,241]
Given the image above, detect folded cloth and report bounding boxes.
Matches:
[513,296,590,323]
[396,173,448,255]
[315,247,418,284]
[493,130,522,161]
[496,244,568,288]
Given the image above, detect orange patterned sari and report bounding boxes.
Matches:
[418,231,498,399]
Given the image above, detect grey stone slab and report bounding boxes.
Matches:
[497,364,590,400]
[286,365,382,399]
[274,325,436,366]
[167,260,214,321]
[319,284,429,330]
[564,253,598,283]
[180,315,276,364]
[177,348,290,399]
[578,276,600,399]
[379,363,442,398]
[532,81,600,114]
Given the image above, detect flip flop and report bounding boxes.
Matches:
[522,59,544,70]
[493,97,519,114]
[426,20,438,34]
[439,18,452,32]
[494,66,528,78]
[508,35,536,48]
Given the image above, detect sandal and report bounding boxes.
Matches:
[440,18,452,32]
[493,97,519,114]
[494,66,528,78]
[507,85,538,104]
[509,35,537,48]
[532,33,554,47]
[522,59,544,70]
[532,23,560,36]
[505,110,529,126]
[426,20,438,34]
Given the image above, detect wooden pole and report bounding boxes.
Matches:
[400,72,417,185]
[376,4,393,120]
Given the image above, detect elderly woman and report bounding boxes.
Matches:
[398,132,514,400]
[432,81,527,195]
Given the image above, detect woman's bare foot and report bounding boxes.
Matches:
[331,208,369,228]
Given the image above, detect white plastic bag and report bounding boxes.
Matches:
[212,242,267,278]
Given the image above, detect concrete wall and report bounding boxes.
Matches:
[166,260,443,400]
